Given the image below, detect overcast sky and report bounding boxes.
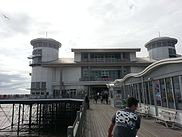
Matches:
[0,0,182,94]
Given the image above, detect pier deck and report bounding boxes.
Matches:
[85,102,182,137]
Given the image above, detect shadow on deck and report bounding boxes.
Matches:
[85,102,182,137]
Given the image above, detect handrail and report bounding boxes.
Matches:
[67,101,87,137]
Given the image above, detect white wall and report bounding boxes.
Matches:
[131,66,145,73]
[31,67,49,82]
[74,52,81,62]
[41,47,59,62]
[62,67,81,82]
[31,67,54,95]
[149,47,175,60]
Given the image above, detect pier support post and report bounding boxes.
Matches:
[36,104,39,124]
[21,104,24,124]
[11,104,15,130]
[29,104,32,133]
[38,104,42,135]
[17,104,21,136]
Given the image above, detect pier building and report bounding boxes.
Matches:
[28,38,152,98]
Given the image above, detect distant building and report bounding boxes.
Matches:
[107,36,182,127]
[28,38,152,98]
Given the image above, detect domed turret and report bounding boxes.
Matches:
[30,38,62,65]
[28,38,61,98]
[145,37,177,60]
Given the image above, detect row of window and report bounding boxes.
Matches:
[31,91,48,95]
[116,75,182,110]
[81,52,130,62]
[33,42,59,49]
[147,41,175,50]
[31,82,46,90]
[81,67,130,81]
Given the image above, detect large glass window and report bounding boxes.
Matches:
[139,83,143,103]
[81,53,88,61]
[31,82,36,89]
[82,67,89,80]
[41,82,46,89]
[123,52,130,60]
[125,85,130,98]
[130,85,135,98]
[121,86,124,99]
[89,52,122,62]
[144,82,150,105]
[160,79,167,107]
[172,76,182,110]
[149,81,154,105]
[82,67,122,81]
[165,78,175,109]
[36,82,40,89]
[154,80,162,106]
[134,84,139,100]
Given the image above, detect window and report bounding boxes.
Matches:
[134,84,139,100]
[165,78,175,109]
[168,48,176,57]
[144,82,150,105]
[123,52,130,60]
[139,83,143,103]
[124,85,129,98]
[41,82,46,89]
[172,76,182,110]
[160,79,167,107]
[31,82,36,89]
[81,53,88,61]
[154,80,162,106]
[82,67,89,80]
[149,81,154,105]
[101,70,109,78]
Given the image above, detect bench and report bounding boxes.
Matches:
[137,105,150,118]
[155,109,177,128]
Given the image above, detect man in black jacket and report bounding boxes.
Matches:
[108,97,140,137]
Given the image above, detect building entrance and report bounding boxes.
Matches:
[90,85,108,98]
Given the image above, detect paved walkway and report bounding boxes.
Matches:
[85,102,182,137]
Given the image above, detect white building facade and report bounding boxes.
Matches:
[28,38,152,98]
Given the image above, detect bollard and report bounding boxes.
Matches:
[67,126,73,137]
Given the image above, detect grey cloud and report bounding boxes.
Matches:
[88,0,139,21]
[88,0,123,19]
[0,46,31,59]
[0,73,30,94]
[0,12,33,38]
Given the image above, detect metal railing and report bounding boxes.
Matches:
[67,101,87,137]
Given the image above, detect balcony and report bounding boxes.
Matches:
[81,58,130,63]
[79,77,113,81]
[27,54,42,59]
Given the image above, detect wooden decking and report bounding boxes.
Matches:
[85,102,182,137]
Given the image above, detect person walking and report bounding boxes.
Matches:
[94,94,98,104]
[85,94,90,109]
[108,97,141,137]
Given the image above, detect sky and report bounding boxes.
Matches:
[0,0,182,94]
